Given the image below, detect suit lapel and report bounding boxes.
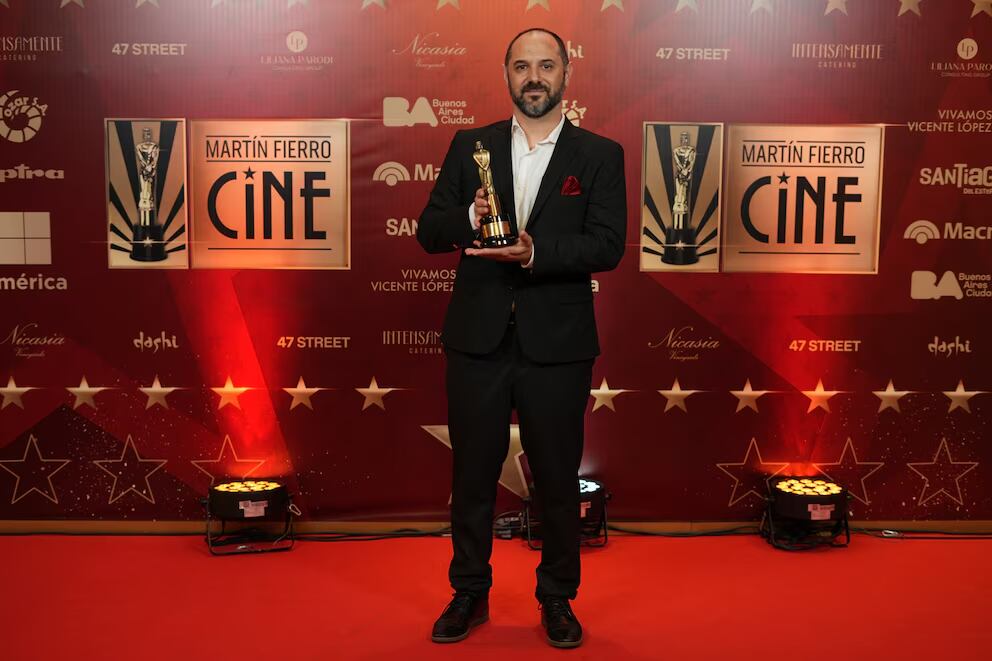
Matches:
[524,118,580,232]
[485,121,514,220]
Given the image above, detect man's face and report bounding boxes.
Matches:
[505,31,570,119]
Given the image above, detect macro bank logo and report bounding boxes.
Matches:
[0,90,47,143]
[904,219,992,244]
[372,161,439,186]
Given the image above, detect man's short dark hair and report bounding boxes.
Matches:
[504,28,569,67]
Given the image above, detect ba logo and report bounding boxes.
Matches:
[904,220,940,244]
[383,97,438,127]
[373,162,411,186]
[911,271,963,300]
[0,90,47,144]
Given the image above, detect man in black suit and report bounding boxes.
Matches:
[417,27,626,649]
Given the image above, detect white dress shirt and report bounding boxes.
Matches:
[469,113,566,268]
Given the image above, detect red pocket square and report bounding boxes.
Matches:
[561,175,582,196]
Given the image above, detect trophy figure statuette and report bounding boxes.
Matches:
[662,131,699,265]
[472,140,518,248]
[131,127,167,262]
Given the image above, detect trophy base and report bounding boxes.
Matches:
[130,224,167,262]
[661,226,699,266]
[479,214,518,248]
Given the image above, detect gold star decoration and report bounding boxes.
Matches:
[0,1,9,8]
[67,376,111,410]
[814,438,884,506]
[1,376,37,410]
[284,376,325,410]
[211,0,227,7]
[802,379,842,413]
[212,376,251,410]
[287,0,308,7]
[423,424,529,498]
[658,378,700,412]
[590,378,630,412]
[526,0,549,10]
[676,0,698,12]
[140,375,181,410]
[972,1,992,19]
[750,0,773,13]
[907,438,978,506]
[93,436,167,504]
[191,435,265,485]
[873,379,912,413]
[898,0,921,16]
[135,0,159,8]
[0,435,70,504]
[825,0,848,15]
[943,380,983,414]
[436,0,460,9]
[361,0,386,8]
[60,0,85,7]
[716,438,789,507]
[730,379,772,413]
[601,0,624,10]
[356,376,398,411]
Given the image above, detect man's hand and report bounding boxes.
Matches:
[465,230,534,264]
[473,188,489,225]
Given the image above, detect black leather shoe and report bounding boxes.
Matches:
[431,592,489,643]
[540,596,583,648]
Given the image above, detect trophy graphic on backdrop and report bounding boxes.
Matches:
[131,128,166,262]
[663,131,698,265]
[472,141,518,248]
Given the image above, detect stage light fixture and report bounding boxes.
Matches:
[761,477,850,551]
[203,479,300,555]
[523,477,611,550]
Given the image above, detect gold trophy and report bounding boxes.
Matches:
[472,141,517,247]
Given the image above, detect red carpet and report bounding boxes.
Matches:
[0,534,988,660]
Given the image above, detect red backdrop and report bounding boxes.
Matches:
[1,0,990,525]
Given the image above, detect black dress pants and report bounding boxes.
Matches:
[444,321,594,600]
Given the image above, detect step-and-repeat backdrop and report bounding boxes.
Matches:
[1,0,990,524]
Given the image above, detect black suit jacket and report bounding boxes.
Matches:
[417,118,626,364]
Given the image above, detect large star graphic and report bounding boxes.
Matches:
[1,376,38,409]
[943,380,984,414]
[0,1,9,9]
[436,0,460,9]
[601,0,623,11]
[824,0,848,15]
[135,0,159,8]
[814,438,883,506]
[67,376,111,410]
[590,378,630,412]
[802,379,843,413]
[423,425,529,498]
[211,376,251,410]
[140,375,181,410]
[730,379,773,413]
[0,435,71,504]
[716,438,789,506]
[284,376,325,410]
[898,0,921,16]
[191,435,265,485]
[750,0,773,13]
[93,436,167,504]
[873,379,912,413]
[676,0,698,12]
[287,0,308,7]
[356,376,398,411]
[361,0,386,8]
[526,0,549,10]
[907,438,978,506]
[60,0,85,7]
[973,1,992,19]
[658,378,700,412]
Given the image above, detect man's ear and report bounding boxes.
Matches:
[564,61,572,87]
[502,65,508,85]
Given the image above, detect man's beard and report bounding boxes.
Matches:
[510,81,564,119]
